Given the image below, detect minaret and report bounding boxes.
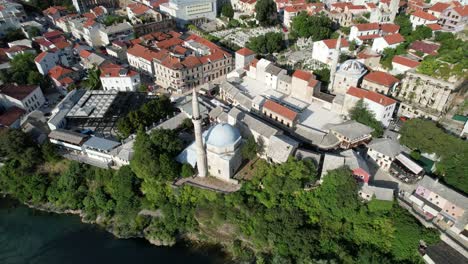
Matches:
[329,34,341,94]
[192,88,208,177]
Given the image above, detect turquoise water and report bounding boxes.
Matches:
[0,198,224,264]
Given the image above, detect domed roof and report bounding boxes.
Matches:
[338,60,367,75]
[206,123,241,148]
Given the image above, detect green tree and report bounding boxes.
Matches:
[221,3,234,19]
[3,28,26,42]
[349,99,384,137]
[395,14,412,36]
[241,136,259,160]
[247,32,284,54]
[82,66,102,90]
[181,163,194,178]
[27,27,41,38]
[291,12,333,41]
[255,0,278,26]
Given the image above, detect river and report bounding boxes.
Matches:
[0,198,225,264]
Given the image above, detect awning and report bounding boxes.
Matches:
[423,204,440,216]
[409,195,425,207]
[395,153,423,175]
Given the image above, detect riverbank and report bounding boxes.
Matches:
[0,196,227,264]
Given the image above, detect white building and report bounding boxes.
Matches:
[34,51,59,75]
[100,63,141,92]
[410,10,438,29]
[343,86,397,127]
[367,138,402,171]
[127,44,158,75]
[312,38,349,65]
[391,55,421,74]
[159,0,217,26]
[0,84,45,113]
[349,23,380,45]
[361,71,400,95]
[98,22,134,46]
[235,47,256,70]
[371,33,405,53]
[439,5,468,32]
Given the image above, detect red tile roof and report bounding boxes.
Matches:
[0,84,39,100]
[128,2,150,15]
[43,30,63,40]
[236,47,255,56]
[263,100,298,121]
[293,69,313,81]
[355,23,380,31]
[380,23,400,33]
[453,6,468,17]
[392,55,420,68]
[5,45,32,53]
[54,41,70,49]
[127,44,160,61]
[358,34,380,41]
[428,2,450,13]
[0,106,25,127]
[347,87,396,106]
[411,10,437,21]
[250,58,259,68]
[322,38,349,49]
[100,63,139,77]
[364,71,399,87]
[383,33,405,45]
[34,51,51,63]
[79,49,92,58]
[427,23,442,30]
[48,65,73,80]
[409,40,439,55]
[366,2,377,8]
[43,6,67,16]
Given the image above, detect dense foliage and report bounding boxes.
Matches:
[221,3,234,19]
[0,127,440,263]
[246,32,285,54]
[255,0,278,26]
[2,28,26,42]
[102,15,127,27]
[349,99,384,137]
[82,66,102,90]
[116,96,175,138]
[400,119,468,194]
[0,53,51,90]
[291,12,334,41]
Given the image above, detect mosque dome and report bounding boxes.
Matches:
[338,60,367,75]
[206,123,241,148]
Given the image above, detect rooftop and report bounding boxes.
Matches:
[236,47,255,56]
[347,87,397,106]
[411,10,437,20]
[263,99,298,121]
[383,33,405,45]
[392,55,420,68]
[364,71,399,87]
[49,128,88,145]
[0,84,38,101]
[329,120,373,140]
[66,90,118,118]
[0,106,25,127]
[83,136,120,152]
[354,23,380,31]
[368,138,401,158]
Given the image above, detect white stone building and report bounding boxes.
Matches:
[100,64,141,92]
[34,51,59,75]
[0,84,45,113]
[367,138,402,171]
[438,5,468,32]
[409,10,438,29]
[159,0,217,26]
[343,86,397,127]
[361,71,399,95]
[235,47,255,70]
[312,38,349,65]
[391,55,421,74]
[371,33,405,53]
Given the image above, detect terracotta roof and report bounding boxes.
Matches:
[392,55,420,68]
[236,47,255,56]
[60,77,74,85]
[91,6,105,16]
[453,6,468,17]
[128,2,150,15]
[83,18,96,28]
[409,40,439,55]
[428,2,450,13]
[127,44,159,61]
[43,6,67,16]
[355,23,380,31]
[263,100,298,121]
[48,65,73,80]
[427,23,442,30]
[0,106,25,127]
[358,34,380,40]
[5,45,32,53]
[250,58,259,68]
[380,23,400,33]
[151,0,169,8]
[100,63,138,77]
[308,79,319,87]
[366,2,377,8]
[357,49,380,59]
[411,10,437,21]
[0,84,39,101]
[79,49,92,58]
[43,30,63,39]
[322,38,349,49]
[181,56,202,68]
[54,41,70,49]
[364,71,399,87]
[293,69,313,81]
[34,51,51,63]
[347,87,396,106]
[348,5,366,10]
[383,33,405,45]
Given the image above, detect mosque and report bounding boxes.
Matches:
[177,89,243,183]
